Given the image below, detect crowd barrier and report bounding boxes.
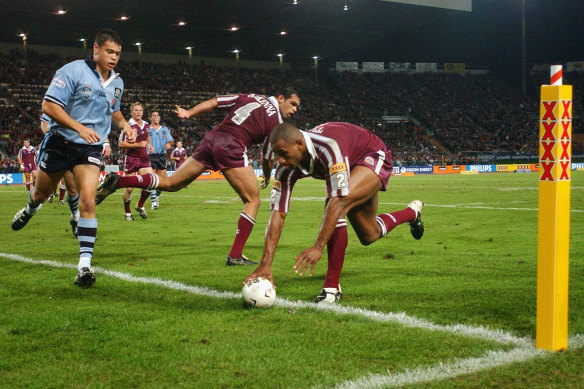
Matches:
[2,163,583,186]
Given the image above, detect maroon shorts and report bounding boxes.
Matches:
[23,163,38,173]
[124,154,151,174]
[192,130,248,171]
[354,147,393,191]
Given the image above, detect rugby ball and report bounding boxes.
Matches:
[242,277,276,308]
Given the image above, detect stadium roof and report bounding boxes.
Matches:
[2,0,582,75]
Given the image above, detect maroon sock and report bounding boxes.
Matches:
[124,198,132,213]
[228,213,255,259]
[118,173,159,190]
[376,207,416,237]
[323,220,348,289]
[59,187,66,201]
[26,183,31,192]
[137,190,150,208]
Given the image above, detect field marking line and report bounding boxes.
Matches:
[0,252,528,346]
[2,252,582,389]
[331,346,546,389]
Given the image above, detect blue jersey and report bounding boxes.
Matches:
[148,125,173,154]
[44,57,124,145]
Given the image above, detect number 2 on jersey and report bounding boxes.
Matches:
[231,102,261,125]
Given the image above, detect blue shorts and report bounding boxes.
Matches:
[149,154,167,170]
[37,132,103,173]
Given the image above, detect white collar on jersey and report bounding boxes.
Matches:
[299,130,316,175]
[268,96,283,124]
[128,117,149,130]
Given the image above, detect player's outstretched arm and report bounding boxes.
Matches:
[112,110,135,143]
[260,157,273,189]
[244,210,288,287]
[174,97,218,119]
[294,196,348,277]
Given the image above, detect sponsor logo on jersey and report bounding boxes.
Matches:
[329,162,347,174]
[52,78,66,89]
[365,156,375,166]
[272,180,281,189]
[114,88,122,98]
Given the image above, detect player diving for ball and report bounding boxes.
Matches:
[245,122,424,303]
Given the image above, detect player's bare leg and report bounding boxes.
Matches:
[222,165,261,265]
[122,173,136,221]
[71,164,101,287]
[346,166,422,244]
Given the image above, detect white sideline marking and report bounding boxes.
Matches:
[2,252,582,389]
[0,252,527,346]
[333,347,545,389]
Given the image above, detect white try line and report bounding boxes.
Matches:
[0,251,528,346]
[2,252,581,389]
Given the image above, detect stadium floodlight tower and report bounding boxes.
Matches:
[19,33,27,62]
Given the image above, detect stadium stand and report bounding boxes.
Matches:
[0,49,582,172]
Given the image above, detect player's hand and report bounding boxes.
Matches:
[174,105,191,119]
[244,264,275,288]
[123,125,136,142]
[260,175,270,190]
[148,144,154,153]
[20,164,24,172]
[293,246,323,277]
[78,126,100,144]
[102,143,112,158]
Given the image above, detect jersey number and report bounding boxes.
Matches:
[231,102,261,125]
[336,173,347,188]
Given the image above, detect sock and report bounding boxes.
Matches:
[228,213,255,259]
[156,190,161,198]
[59,187,66,201]
[77,218,97,269]
[66,194,80,221]
[150,190,157,203]
[118,173,159,190]
[124,197,132,213]
[25,193,42,215]
[26,183,31,192]
[323,220,348,289]
[376,207,416,238]
[137,190,150,208]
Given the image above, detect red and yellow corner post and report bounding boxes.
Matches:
[536,65,572,351]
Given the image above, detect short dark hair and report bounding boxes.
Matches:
[278,86,299,100]
[270,122,301,145]
[94,29,122,47]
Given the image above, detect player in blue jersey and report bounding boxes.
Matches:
[11,29,135,288]
[148,110,174,209]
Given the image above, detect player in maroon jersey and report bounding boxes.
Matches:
[97,87,300,265]
[119,102,154,220]
[170,141,187,170]
[245,122,424,303]
[18,140,38,193]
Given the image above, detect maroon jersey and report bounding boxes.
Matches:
[214,94,283,160]
[171,147,187,168]
[18,146,37,167]
[120,118,150,158]
[271,122,393,213]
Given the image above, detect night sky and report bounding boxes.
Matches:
[2,0,583,82]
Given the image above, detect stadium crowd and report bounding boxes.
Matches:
[1,48,582,173]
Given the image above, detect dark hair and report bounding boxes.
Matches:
[270,122,301,144]
[94,29,122,47]
[278,86,299,100]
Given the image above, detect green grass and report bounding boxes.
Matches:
[0,172,583,388]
